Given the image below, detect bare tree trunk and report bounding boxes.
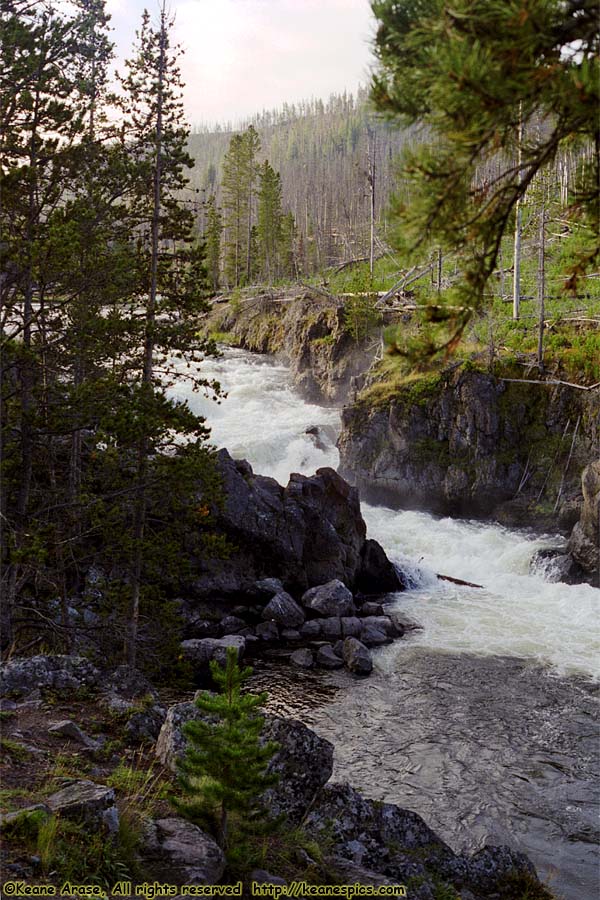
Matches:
[367,126,376,278]
[537,205,546,373]
[513,103,523,320]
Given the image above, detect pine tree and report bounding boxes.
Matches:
[221,126,261,287]
[370,0,599,342]
[204,194,223,291]
[174,647,279,849]
[257,160,283,282]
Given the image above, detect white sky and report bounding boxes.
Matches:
[105,0,377,126]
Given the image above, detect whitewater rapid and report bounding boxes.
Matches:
[172,346,599,680]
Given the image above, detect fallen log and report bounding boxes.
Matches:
[437,573,484,588]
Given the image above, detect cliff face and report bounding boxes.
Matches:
[202,292,378,405]
[568,460,600,582]
[338,366,600,528]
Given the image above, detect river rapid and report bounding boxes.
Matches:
[170,347,600,900]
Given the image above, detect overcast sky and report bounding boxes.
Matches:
[105,0,377,126]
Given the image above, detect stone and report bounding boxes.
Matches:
[360,615,399,637]
[250,870,287,885]
[261,716,334,824]
[124,704,167,743]
[342,638,373,675]
[46,781,118,833]
[142,817,225,884]
[568,459,600,577]
[302,580,355,617]
[359,601,385,616]
[355,539,405,594]
[220,615,247,635]
[156,702,207,771]
[359,624,390,646]
[254,577,285,598]
[320,617,342,640]
[300,620,321,639]
[255,621,279,641]
[0,805,51,830]
[48,720,100,750]
[280,629,301,642]
[460,844,538,894]
[290,649,314,669]
[341,616,362,637]
[0,655,100,699]
[316,645,344,669]
[180,636,245,677]
[262,592,305,627]
[101,665,157,701]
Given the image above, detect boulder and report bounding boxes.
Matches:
[359,624,390,646]
[341,616,362,637]
[342,638,373,675]
[359,601,385,616]
[250,870,287,885]
[356,539,405,594]
[46,781,118,834]
[0,655,100,699]
[290,649,314,669]
[302,580,355,617]
[262,592,305,628]
[180,636,245,678]
[48,720,100,750]
[300,620,321,639]
[142,817,225,884]
[220,615,247,635]
[568,460,600,578]
[320,617,342,640]
[360,615,399,637]
[188,451,397,596]
[156,702,207,771]
[101,665,157,701]
[255,621,279,641]
[280,628,301,642]
[261,716,334,824]
[316,645,344,669]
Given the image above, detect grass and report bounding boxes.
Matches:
[0,737,34,762]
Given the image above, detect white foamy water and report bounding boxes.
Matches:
[170,346,600,680]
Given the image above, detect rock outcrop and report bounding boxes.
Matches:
[568,459,600,582]
[189,449,404,599]
[338,367,599,525]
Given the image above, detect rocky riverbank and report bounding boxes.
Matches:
[0,653,554,899]
[199,289,380,404]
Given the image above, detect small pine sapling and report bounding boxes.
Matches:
[173,647,279,848]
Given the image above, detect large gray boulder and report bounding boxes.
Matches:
[180,636,245,679]
[302,580,356,617]
[342,637,373,675]
[189,451,401,597]
[142,818,225,884]
[155,701,207,771]
[0,655,100,698]
[46,781,118,834]
[262,592,305,627]
[261,717,334,824]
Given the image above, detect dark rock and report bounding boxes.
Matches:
[124,704,167,743]
[220,615,247,635]
[250,870,287,885]
[300,620,321,639]
[333,639,345,657]
[320,617,342,640]
[356,539,405,594]
[142,817,225,884]
[261,716,334,824]
[46,781,118,833]
[253,577,285,598]
[359,625,390,646]
[156,702,207,771]
[185,618,221,639]
[316,645,344,669]
[255,621,280,641]
[360,615,399,637]
[460,844,537,894]
[568,460,600,578]
[302,580,355,617]
[341,616,362,637]
[280,628,301,642]
[359,601,385,616]
[101,665,157,701]
[342,638,373,675]
[262,592,305,627]
[0,655,100,699]
[180,636,245,677]
[290,649,314,669]
[48,720,100,750]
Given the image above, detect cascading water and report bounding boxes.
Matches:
[170,346,599,900]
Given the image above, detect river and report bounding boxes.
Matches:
[170,347,600,900]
